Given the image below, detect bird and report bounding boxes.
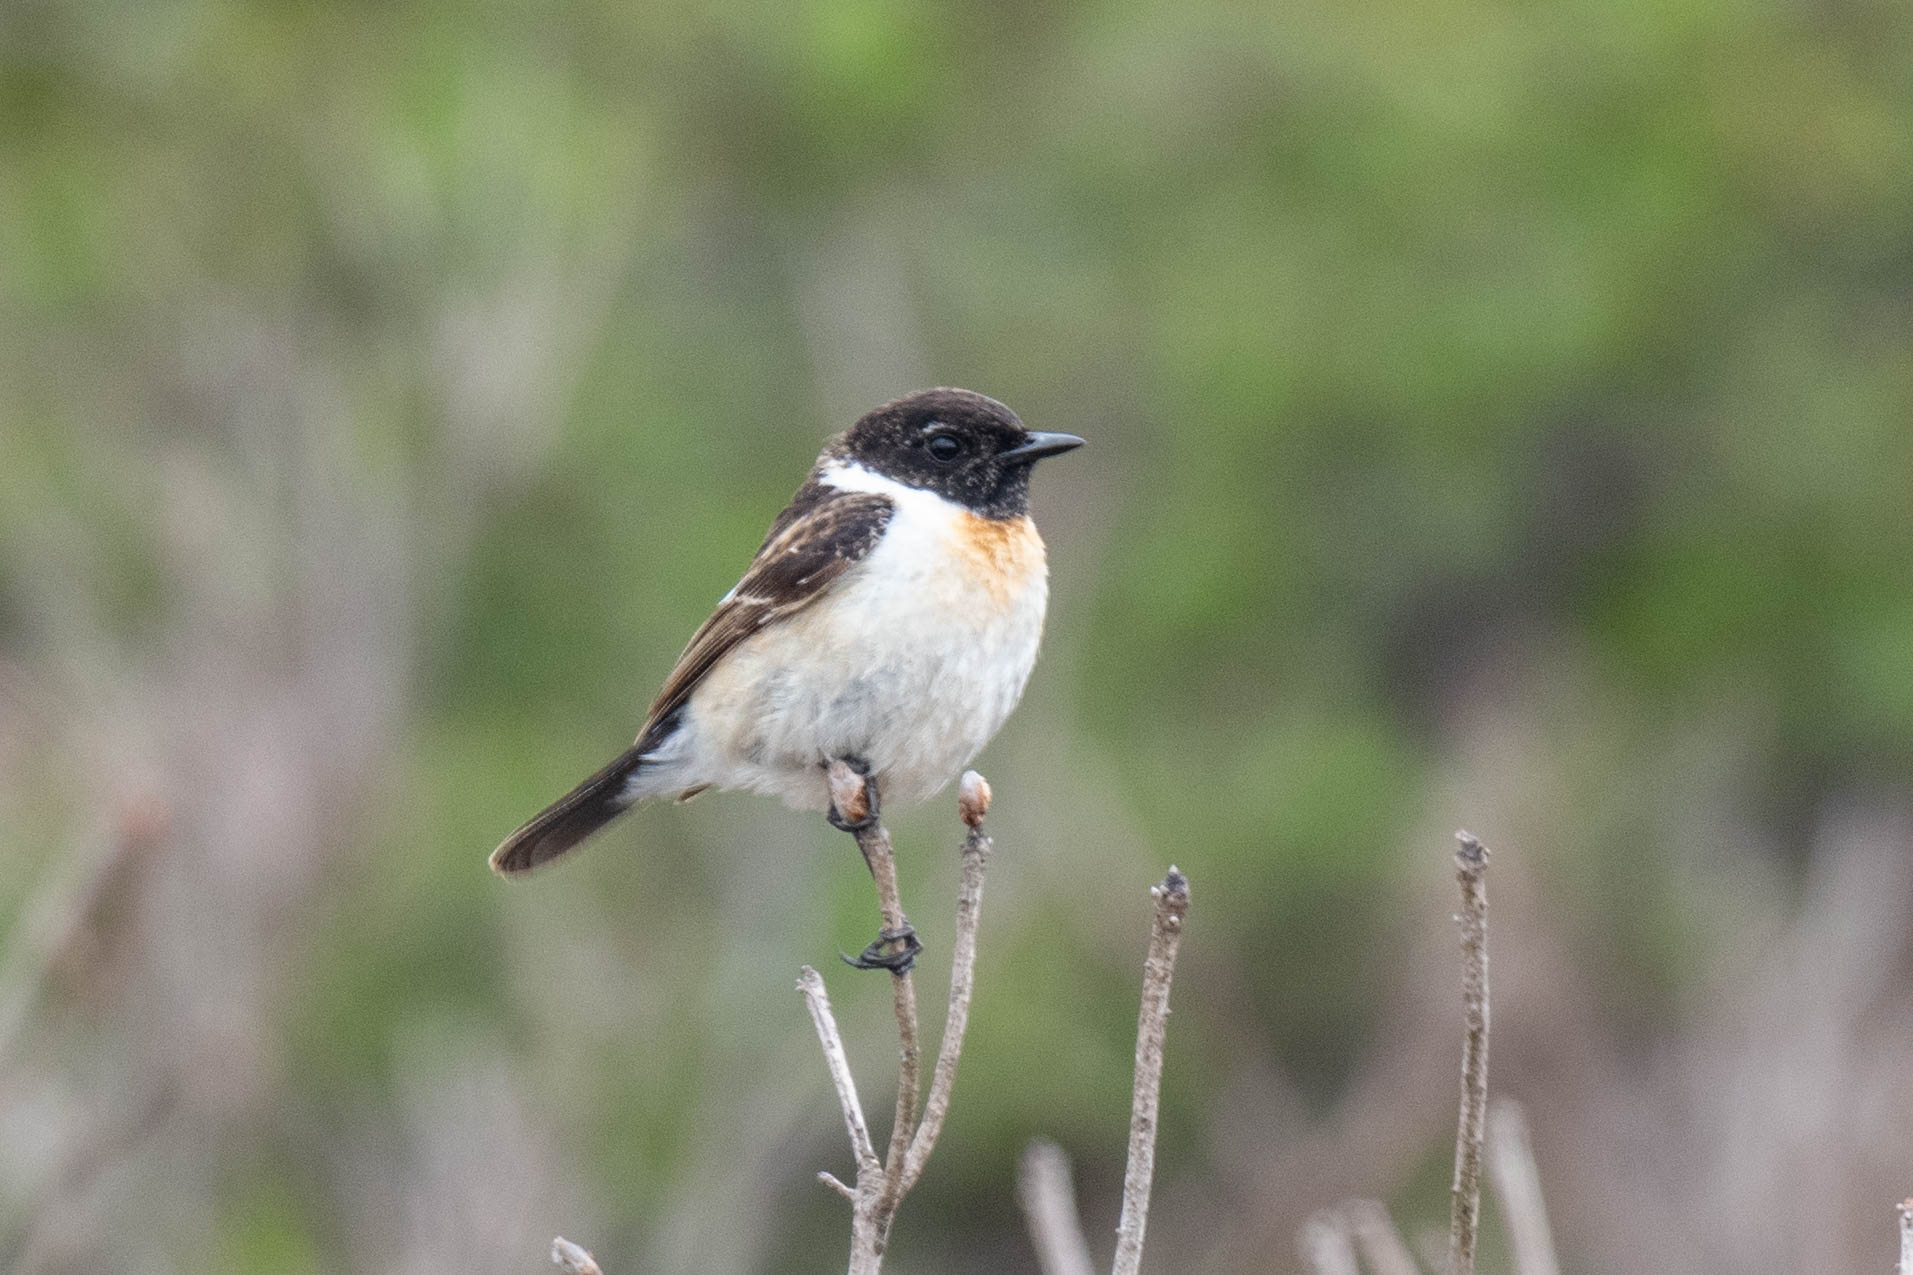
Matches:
[490,387,1083,876]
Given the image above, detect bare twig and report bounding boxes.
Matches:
[826,761,921,1236]
[804,768,997,1275]
[1112,867,1191,1275]
[551,1236,604,1275]
[1487,1099,1559,1275]
[1298,1208,1361,1275]
[859,856,921,1231]
[1343,1199,1424,1275]
[798,967,880,1174]
[1447,832,1491,1275]
[1899,1199,1912,1275]
[877,950,919,1229]
[1017,1140,1096,1275]
[900,772,992,1191]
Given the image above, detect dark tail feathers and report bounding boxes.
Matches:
[489,745,647,876]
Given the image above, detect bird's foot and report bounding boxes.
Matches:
[824,756,881,832]
[842,924,922,975]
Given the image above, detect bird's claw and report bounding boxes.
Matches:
[842,925,922,974]
[826,805,877,834]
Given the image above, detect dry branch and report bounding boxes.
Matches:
[1013,866,1194,1275]
[1017,1140,1096,1275]
[798,967,879,1174]
[1447,832,1490,1275]
[1112,867,1190,1275]
[827,761,923,1239]
[1487,1099,1559,1275]
[1294,832,1539,1275]
[900,772,993,1192]
[550,1236,604,1275]
[803,767,996,1275]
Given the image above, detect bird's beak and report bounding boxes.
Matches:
[1001,431,1086,463]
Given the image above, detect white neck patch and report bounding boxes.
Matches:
[822,461,948,505]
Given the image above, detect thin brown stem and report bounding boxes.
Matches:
[900,773,992,1192]
[1017,1140,1097,1275]
[1487,1099,1558,1275]
[1112,867,1190,1275]
[808,766,998,1275]
[855,815,911,940]
[826,760,922,1245]
[1447,832,1491,1275]
[876,954,920,1233]
[842,811,920,1240]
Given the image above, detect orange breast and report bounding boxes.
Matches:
[953,513,1046,607]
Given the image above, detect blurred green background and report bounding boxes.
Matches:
[5,0,1913,1271]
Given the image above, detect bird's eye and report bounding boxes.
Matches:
[925,431,964,463]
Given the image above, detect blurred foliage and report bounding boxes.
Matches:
[4,0,1913,1270]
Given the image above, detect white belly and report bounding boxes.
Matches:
[659,490,1049,810]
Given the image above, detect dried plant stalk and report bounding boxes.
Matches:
[1447,832,1491,1275]
[850,812,921,1233]
[1112,867,1191,1275]
[900,774,993,1192]
[798,967,879,1175]
[802,768,997,1274]
[550,1236,604,1275]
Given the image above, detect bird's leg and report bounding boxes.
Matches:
[824,755,881,833]
[824,759,922,974]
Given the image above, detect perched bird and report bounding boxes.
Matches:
[490,387,1083,875]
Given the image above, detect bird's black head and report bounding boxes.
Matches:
[836,388,1084,518]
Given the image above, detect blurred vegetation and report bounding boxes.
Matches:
[4,0,1913,1271]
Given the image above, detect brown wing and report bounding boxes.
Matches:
[488,483,893,876]
[634,485,895,750]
